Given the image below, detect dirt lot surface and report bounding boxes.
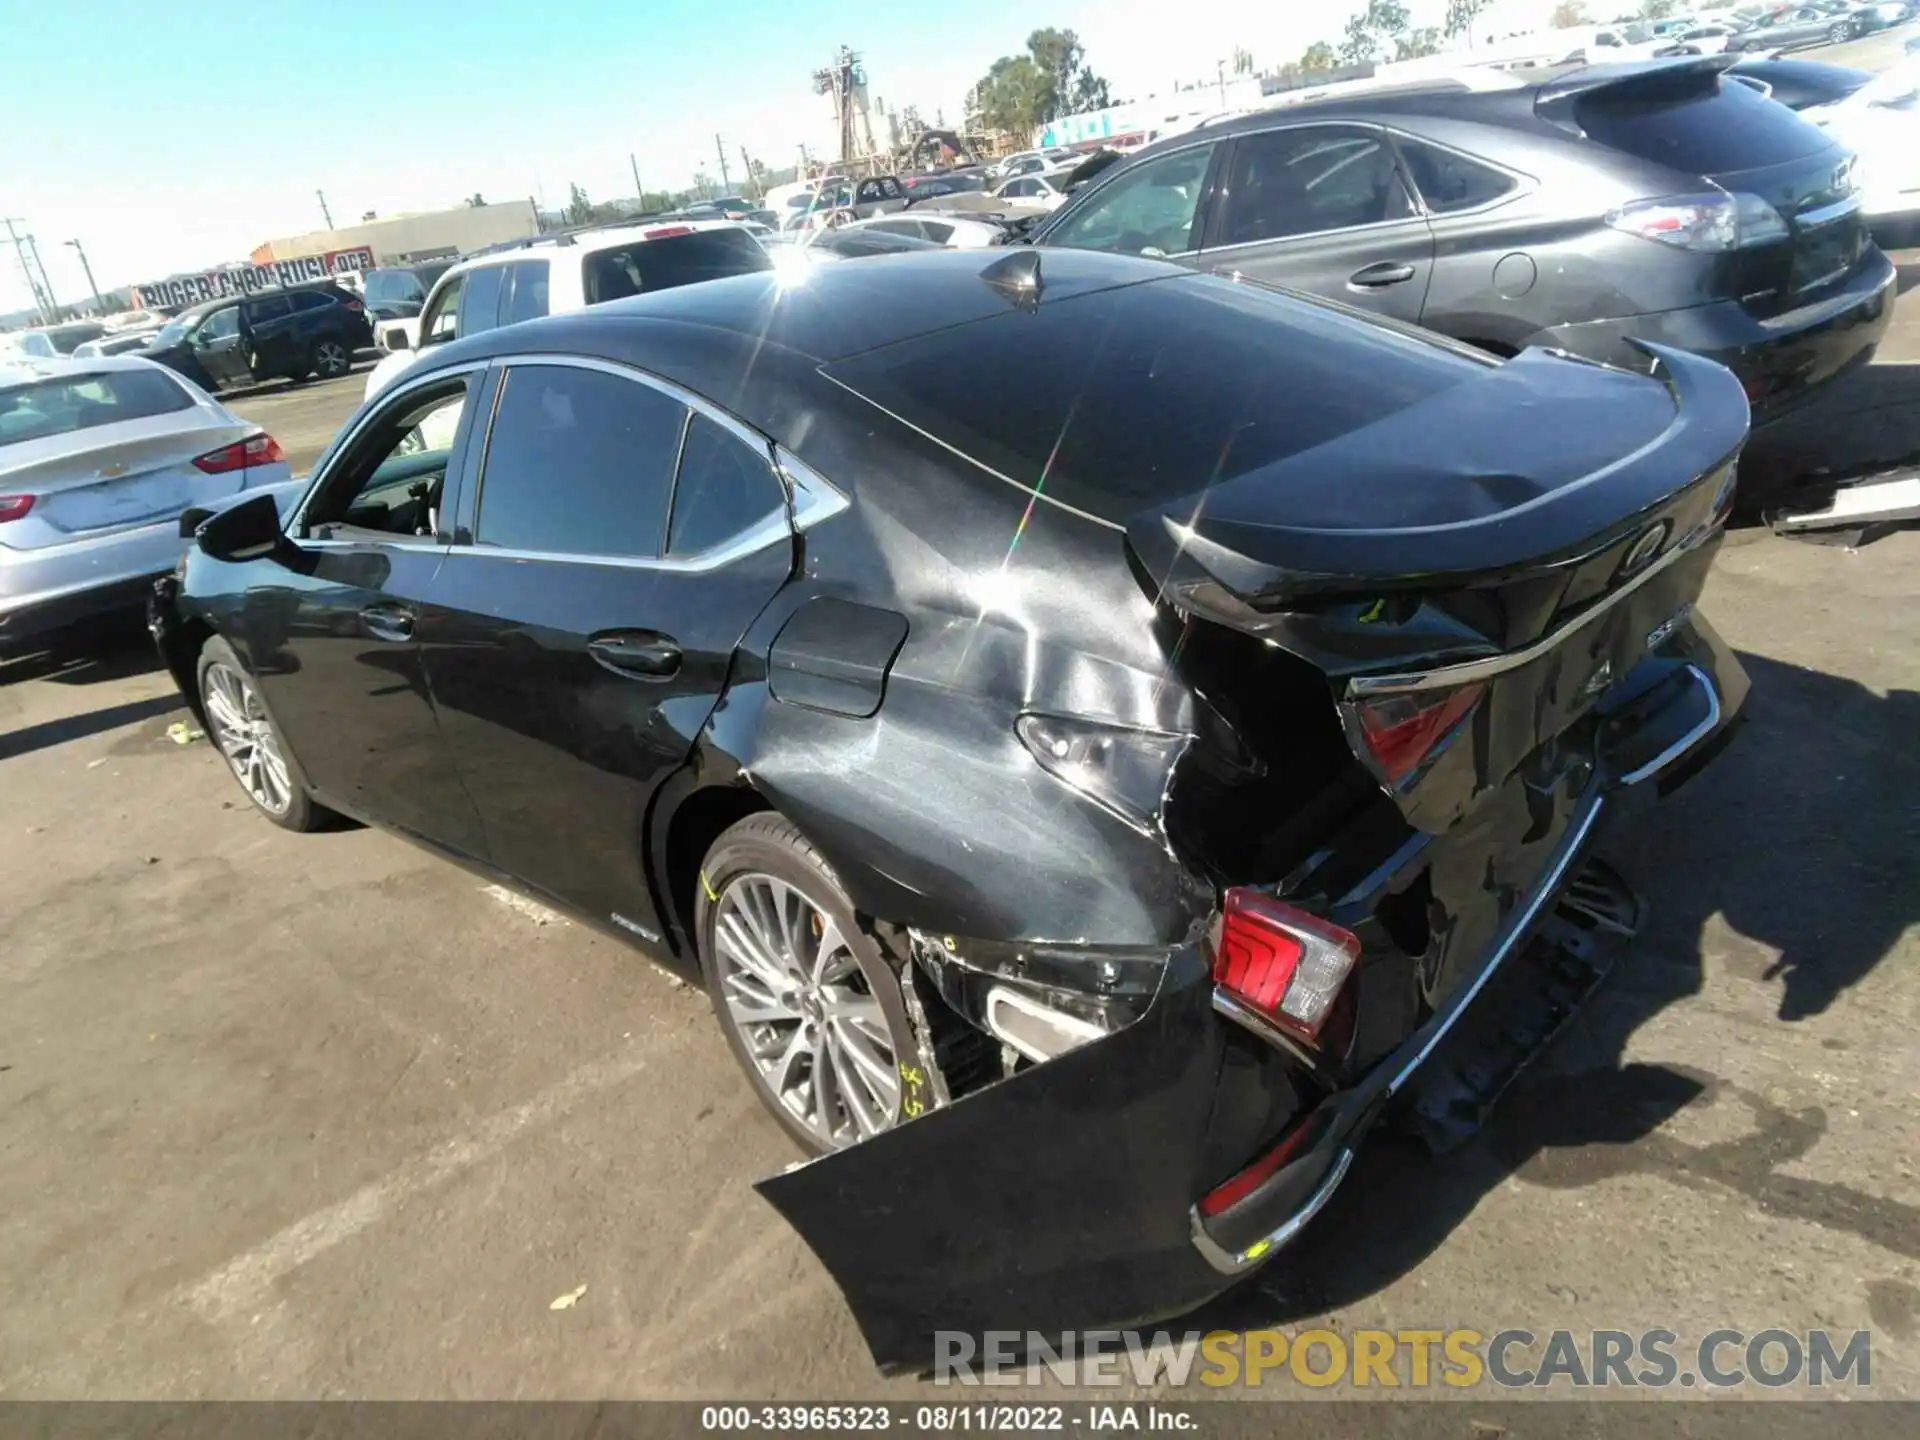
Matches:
[3,111,1918,1403]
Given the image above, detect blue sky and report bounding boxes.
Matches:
[0,0,1519,311]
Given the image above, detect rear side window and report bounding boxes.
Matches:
[289,290,332,312]
[501,261,550,325]
[581,229,772,303]
[457,265,507,335]
[0,369,194,447]
[919,219,955,243]
[825,274,1474,522]
[1572,72,1836,174]
[249,295,293,322]
[1396,139,1516,214]
[667,413,783,556]
[475,364,684,558]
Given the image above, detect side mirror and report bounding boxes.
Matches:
[385,328,411,352]
[194,492,285,562]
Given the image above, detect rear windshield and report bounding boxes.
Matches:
[1573,71,1836,174]
[365,269,427,306]
[581,228,773,303]
[826,273,1477,522]
[0,368,195,448]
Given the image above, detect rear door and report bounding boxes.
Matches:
[242,293,295,378]
[423,358,793,938]
[1197,123,1435,325]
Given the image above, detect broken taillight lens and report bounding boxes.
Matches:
[1353,683,1485,784]
[1209,889,1360,1045]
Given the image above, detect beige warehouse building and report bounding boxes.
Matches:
[251,200,540,266]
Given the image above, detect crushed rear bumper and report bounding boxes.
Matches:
[759,615,1747,1376]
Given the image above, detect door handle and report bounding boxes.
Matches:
[359,604,415,642]
[1349,262,1418,288]
[588,631,682,680]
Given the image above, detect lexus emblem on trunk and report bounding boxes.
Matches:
[1619,521,1669,579]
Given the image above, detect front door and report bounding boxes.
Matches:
[192,305,248,388]
[423,357,793,938]
[229,367,490,857]
[241,292,296,379]
[1197,124,1436,326]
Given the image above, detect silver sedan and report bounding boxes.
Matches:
[1,355,301,650]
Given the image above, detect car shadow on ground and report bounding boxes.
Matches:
[0,613,161,688]
[217,357,374,405]
[1185,648,1920,1329]
[1739,359,1920,518]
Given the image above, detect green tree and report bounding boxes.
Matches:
[1231,46,1255,75]
[1549,0,1589,26]
[976,52,1051,133]
[1069,68,1114,112]
[1298,39,1339,73]
[1339,0,1413,66]
[466,192,487,208]
[1444,0,1489,38]
[1026,27,1084,118]
[1396,25,1443,59]
[564,182,592,226]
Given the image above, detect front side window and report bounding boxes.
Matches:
[667,413,783,556]
[1395,138,1517,214]
[1042,142,1219,256]
[1213,126,1413,248]
[475,364,684,558]
[303,381,470,537]
[198,307,240,341]
[420,273,465,346]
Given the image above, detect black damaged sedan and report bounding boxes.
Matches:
[150,249,1750,1371]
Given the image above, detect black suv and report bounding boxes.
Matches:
[142,282,374,391]
[1031,58,1895,419]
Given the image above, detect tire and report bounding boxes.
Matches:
[311,338,352,379]
[1829,21,1850,43]
[196,636,332,832]
[695,813,918,1155]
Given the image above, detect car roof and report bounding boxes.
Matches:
[449,219,750,275]
[411,248,1179,396]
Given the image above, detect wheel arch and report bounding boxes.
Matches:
[655,778,776,964]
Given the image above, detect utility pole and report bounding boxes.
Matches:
[1217,59,1227,107]
[24,234,58,320]
[64,239,103,314]
[714,134,733,196]
[630,153,644,203]
[739,145,758,199]
[316,189,334,229]
[2,217,52,324]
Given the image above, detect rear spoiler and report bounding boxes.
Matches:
[1535,54,1740,133]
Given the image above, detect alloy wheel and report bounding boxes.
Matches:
[711,871,901,1150]
[316,341,350,376]
[201,662,294,816]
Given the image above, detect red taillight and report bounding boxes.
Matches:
[1210,889,1361,1045]
[343,298,365,312]
[1198,1109,1332,1218]
[1353,683,1484,783]
[193,433,287,474]
[644,225,695,239]
[0,494,34,524]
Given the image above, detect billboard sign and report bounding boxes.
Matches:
[134,246,374,310]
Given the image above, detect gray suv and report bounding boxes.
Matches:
[1030,59,1895,419]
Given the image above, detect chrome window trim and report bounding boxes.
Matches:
[288,360,491,535]
[1343,531,1705,698]
[1796,194,1863,228]
[446,352,848,575]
